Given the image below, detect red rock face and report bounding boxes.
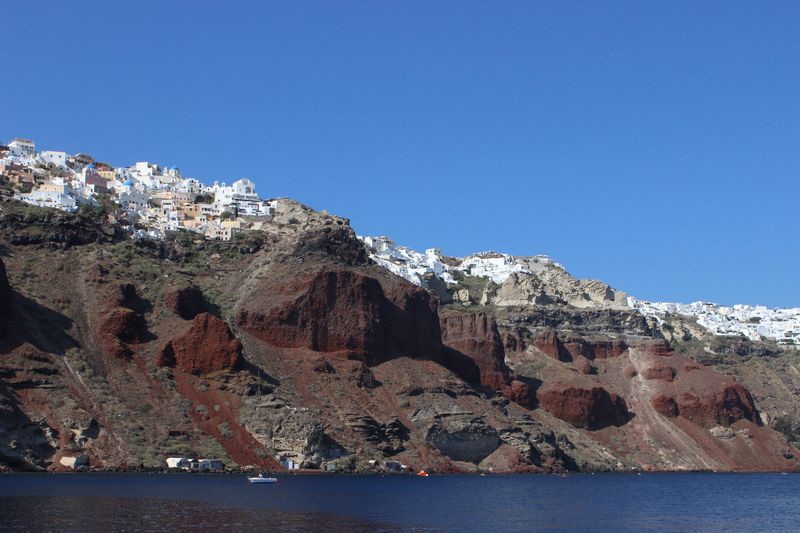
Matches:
[651,394,679,417]
[530,330,629,363]
[157,313,241,375]
[164,284,207,320]
[537,384,629,429]
[636,338,673,357]
[675,384,757,428]
[510,379,532,407]
[440,310,531,406]
[98,307,148,359]
[237,268,442,363]
[531,329,572,362]
[573,355,595,375]
[560,335,595,361]
[627,342,760,428]
[641,361,676,381]
[588,338,629,359]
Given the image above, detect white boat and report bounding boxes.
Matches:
[248,474,278,484]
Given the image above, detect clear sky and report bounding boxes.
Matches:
[2,1,798,307]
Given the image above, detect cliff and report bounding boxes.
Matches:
[0,197,797,473]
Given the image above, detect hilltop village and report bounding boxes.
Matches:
[0,138,275,241]
[361,236,800,346]
[2,136,798,347]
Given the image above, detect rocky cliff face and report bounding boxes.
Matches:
[236,267,442,364]
[0,198,797,473]
[439,310,531,407]
[0,258,11,309]
[537,385,629,429]
[0,258,12,337]
[157,313,242,375]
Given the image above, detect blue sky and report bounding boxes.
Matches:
[2,1,798,307]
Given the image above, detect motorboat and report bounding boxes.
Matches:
[248,474,278,483]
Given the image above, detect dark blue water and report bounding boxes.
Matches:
[1,473,799,532]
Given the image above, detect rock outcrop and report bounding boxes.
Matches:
[237,267,442,363]
[157,313,241,375]
[524,328,632,362]
[537,384,630,430]
[494,270,627,309]
[424,418,501,463]
[0,258,12,314]
[98,307,147,359]
[440,310,531,406]
[0,258,13,336]
[164,284,208,320]
[653,384,757,428]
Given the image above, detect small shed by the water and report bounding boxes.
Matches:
[60,454,89,470]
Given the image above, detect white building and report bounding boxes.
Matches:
[232,178,258,198]
[7,138,35,157]
[362,236,395,254]
[194,458,224,471]
[281,457,300,470]
[118,181,149,211]
[59,454,89,470]
[39,150,68,168]
[175,177,203,196]
[134,161,155,176]
[15,179,78,212]
[166,457,190,469]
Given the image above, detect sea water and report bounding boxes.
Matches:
[0,472,799,532]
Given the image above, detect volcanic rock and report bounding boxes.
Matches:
[537,384,629,429]
[573,355,595,375]
[440,310,531,406]
[531,329,572,362]
[424,418,501,463]
[98,307,148,359]
[0,258,12,313]
[237,268,441,363]
[0,258,12,335]
[641,361,676,381]
[651,394,679,417]
[588,338,629,359]
[675,384,757,428]
[157,313,241,375]
[164,284,207,320]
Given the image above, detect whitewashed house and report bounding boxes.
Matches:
[166,457,190,469]
[232,178,258,198]
[281,457,300,470]
[39,150,68,168]
[176,177,203,197]
[362,236,395,254]
[117,181,149,211]
[7,138,35,157]
[60,454,89,470]
[15,179,78,211]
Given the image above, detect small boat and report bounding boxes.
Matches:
[248,474,278,484]
[417,470,429,477]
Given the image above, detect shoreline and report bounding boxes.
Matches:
[1,468,797,475]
